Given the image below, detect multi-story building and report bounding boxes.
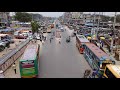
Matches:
[0,12,10,23]
[83,14,92,23]
[71,12,83,19]
[63,12,72,24]
[69,12,84,26]
[0,12,10,27]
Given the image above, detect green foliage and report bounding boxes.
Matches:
[31,21,40,34]
[101,15,110,22]
[116,15,120,23]
[14,12,32,22]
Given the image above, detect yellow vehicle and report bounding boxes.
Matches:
[103,64,120,78]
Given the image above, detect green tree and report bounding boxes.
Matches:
[101,15,110,22]
[31,21,39,34]
[15,12,32,22]
[116,15,120,23]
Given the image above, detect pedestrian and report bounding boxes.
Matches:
[59,38,61,44]
[83,69,91,78]
[12,63,16,74]
[50,38,51,43]
[42,40,45,45]
[92,69,97,78]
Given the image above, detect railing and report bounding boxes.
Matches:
[0,39,31,73]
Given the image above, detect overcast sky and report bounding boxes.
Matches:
[10,12,120,17]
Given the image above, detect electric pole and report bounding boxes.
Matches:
[97,12,100,36]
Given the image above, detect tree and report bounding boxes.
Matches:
[101,15,110,22]
[14,12,32,22]
[116,14,120,23]
[31,21,40,34]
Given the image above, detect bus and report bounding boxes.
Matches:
[19,44,40,78]
[76,35,89,54]
[103,64,120,78]
[83,43,115,71]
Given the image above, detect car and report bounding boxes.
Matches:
[0,41,5,52]
[3,38,14,44]
[1,39,10,48]
[27,35,33,40]
[36,36,40,40]
[60,27,64,32]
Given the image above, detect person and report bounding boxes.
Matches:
[59,38,61,44]
[12,63,16,74]
[83,69,91,78]
[92,69,97,78]
[42,40,45,45]
[69,36,71,40]
[50,38,51,43]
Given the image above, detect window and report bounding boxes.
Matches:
[21,61,34,68]
[105,68,116,78]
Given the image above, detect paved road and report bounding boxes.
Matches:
[38,26,92,78]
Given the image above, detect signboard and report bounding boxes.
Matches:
[22,67,35,76]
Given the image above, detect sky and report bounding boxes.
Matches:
[10,12,120,17]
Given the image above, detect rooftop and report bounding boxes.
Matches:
[85,43,110,60]
[20,45,38,61]
[76,35,89,43]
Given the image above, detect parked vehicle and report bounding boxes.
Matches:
[103,64,120,78]
[1,39,10,48]
[15,35,27,39]
[60,27,64,32]
[0,41,5,52]
[36,36,40,40]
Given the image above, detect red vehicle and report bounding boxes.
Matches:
[51,24,54,28]
[76,35,89,54]
[15,35,27,39]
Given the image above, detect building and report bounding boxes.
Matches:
[71,12,83,19]
[0,12,10,23]
[83,14,92,23]
[63,12,72,24]
[0,12,10,26]
[69,12,84,25]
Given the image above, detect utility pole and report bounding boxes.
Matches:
[101,12,104,29]
[97,12,100,36]
[111,12,117,54]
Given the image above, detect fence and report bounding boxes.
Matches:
[0,39,31,73]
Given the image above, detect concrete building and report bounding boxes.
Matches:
[0,12,10,23]
[83,14,92,23]
[69,12,84,25]
[71,12,83,19]
[63,12,72,24]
